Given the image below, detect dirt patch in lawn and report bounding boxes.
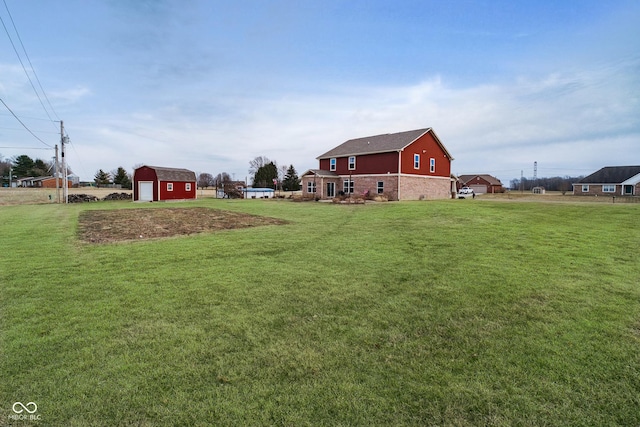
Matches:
[78,207,287,243]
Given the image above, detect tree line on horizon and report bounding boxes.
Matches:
[2,153,302,193]
[509,175,585,193]
[197,156,301,198]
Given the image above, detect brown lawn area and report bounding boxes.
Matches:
[78,207,287,243]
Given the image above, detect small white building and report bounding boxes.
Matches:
[244,188,275,199]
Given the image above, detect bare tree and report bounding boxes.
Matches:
[249,156,272,177]
[213,172,232,187]
[197,173,215,189]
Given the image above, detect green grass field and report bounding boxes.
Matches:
[1,199,639,426]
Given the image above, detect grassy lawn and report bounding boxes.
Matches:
[1,199,639,426]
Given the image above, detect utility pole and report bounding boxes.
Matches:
[54,144,60,203]
[60,121,68,203]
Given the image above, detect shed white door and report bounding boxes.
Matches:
[138,181,153,201]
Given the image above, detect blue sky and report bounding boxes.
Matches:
[1,0,638,185]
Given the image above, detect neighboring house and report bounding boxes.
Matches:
[15,177,36,187]
[133,165,197,202]
[301,128,455,201]
[39,176,72,188]
[17,176,71,188]
[457,174,504,194]
[573,166,640,196]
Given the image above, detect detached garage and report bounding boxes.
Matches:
[133,165,197,202]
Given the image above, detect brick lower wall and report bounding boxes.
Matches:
[573,184,631,196]
[399,175,452,200]
[354,175,398,200]
[303,173,452,200]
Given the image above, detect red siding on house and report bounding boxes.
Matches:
[309,128,453,201]
[159,181,195,200]
[400,132,450,177]
[41,177,72,188]
[319,152,398,175]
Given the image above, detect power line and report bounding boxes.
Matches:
[0,97,53,148]
[0,146,51,150]
[0,0,59,127]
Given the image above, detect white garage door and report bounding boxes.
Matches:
[469,185,487,194]
[138,181,153,201]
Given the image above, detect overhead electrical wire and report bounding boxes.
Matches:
[0,0,59,128]
[0,97,53,148]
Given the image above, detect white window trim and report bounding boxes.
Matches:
[307,181,316,193]
[414,154,420,170]
[167,182,173,191]
[343,180,354,194]
[330,158,336,171]
[377,181,384,194]
[430,158,435,173]
[348,156,356,170]
[582,185,589,192]
[185,183,191,191]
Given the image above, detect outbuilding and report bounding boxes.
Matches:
[243,188,275,199]
[133,165,197,202]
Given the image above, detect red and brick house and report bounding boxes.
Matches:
[301,128,455,201]
[573,166,640,196]
[457,174,504,194]
[133,165,197,202]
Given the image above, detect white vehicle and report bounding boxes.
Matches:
[457,187,475,199]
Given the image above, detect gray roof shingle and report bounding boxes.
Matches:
[578,166,640,184]
[458,174,503,186]
[317,128,451,159]
[144,166,196,182]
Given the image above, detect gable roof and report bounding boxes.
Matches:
[300,169,340,178]
[577,166,640,184]
[458,174,503,186]
[138,165,196,182]
[317,128,453,160]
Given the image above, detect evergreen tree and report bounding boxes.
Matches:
[282,164,300,191]
[112,167,132,189]
[94,169,111,187]
[253,162,278,188]
[11,155,35,177]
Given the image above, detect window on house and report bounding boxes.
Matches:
[330,158,336,171]
[377,181,384,194]
[307,181,316,193]
[430,158,436,173]
[348,156,356,170]
[414,154,420,169]
[167,183,173,191]
[582,185,589,192]
[602,185,615,193]
[343,180,354,194]
[185,183,191,191]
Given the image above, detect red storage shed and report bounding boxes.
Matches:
[133,165,197,202]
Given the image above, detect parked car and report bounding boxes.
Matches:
[457,187,475,199]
